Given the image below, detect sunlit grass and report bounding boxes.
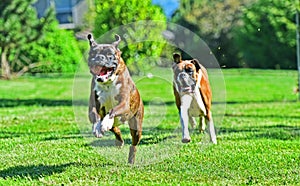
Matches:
[0,68,299,185]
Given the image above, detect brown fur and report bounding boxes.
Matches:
[172,53,217,144]
[87,34,143,164]
[173,59,212,121]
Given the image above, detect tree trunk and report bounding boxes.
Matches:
[1,47,11,79]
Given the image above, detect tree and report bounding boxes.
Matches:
[91,0,167,74]
[0,0,53,79]
[172,0,253,67]
[234,0,298,69]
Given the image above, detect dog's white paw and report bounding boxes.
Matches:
[181,137,191,143]
[92,121,103,138]
[101,114,114,132]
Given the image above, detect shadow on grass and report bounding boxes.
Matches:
[0,131,84,140]
[219,124,300,140]
[0,162,115,180]
[0,127,179,145]
[90,135,178,148]
[143,100,175,106]
[0,98,87,107]
[0,163,76,179]
[2,98,295,108]
[215,100,298,105]
[42,134,84,141]
[0,98,174,108]
[225,113,300,120]
[89,127,178,147]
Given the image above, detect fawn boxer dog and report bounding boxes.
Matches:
[172,53,217,144]
[87,34,143,164]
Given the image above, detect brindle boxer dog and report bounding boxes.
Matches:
[87,34,143,164]
[172,53,217,144]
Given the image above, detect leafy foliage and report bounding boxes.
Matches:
[234,0,298,69]
[0,0,82,79]
[172,0,299,69]
[0,0,52,78]
[20,20,82,74]
[172,0,252,67]
[92,0,167,74]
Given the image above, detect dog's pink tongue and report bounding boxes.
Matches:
[99,67,107,76]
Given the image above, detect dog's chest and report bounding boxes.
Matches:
[94,80,121,109]
[189,97,204,116]
[181,91,206,117]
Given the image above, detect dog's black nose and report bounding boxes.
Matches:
[96,78,103,82]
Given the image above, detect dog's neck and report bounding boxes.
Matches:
[94,75,118,91]
[94,75,121,109]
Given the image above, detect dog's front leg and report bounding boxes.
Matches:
[180,94,193,143]
[89,79,104,138]
[109,101,129,118]
[207,112,217,144]
[90,106,104,138]
[108,90,132,120]
[92,120,103,138]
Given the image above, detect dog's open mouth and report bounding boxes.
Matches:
[99,66,114,76]
[91,66,116,82]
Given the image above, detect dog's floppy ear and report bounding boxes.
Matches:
[87,34,97,47]
[173,53,181,63]
[191,59,201,72]
[112,34,121,48]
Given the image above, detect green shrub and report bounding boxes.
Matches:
[0,0,54,78]
[22,21,82,74]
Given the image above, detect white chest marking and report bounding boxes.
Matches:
[180,89,206,117]
[94,77,121,110]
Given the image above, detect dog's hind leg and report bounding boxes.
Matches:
[128,129,142,164]
[199,116,206,133]
[110,127,124,147]
[206,112,217,144]
[128,116,142,164]
[189,117,197,129]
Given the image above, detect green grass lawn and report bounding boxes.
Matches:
[0,68,299,185]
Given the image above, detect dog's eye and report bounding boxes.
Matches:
[98,54,106,61]
[107,55,115,61]
[185,68,193,75]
